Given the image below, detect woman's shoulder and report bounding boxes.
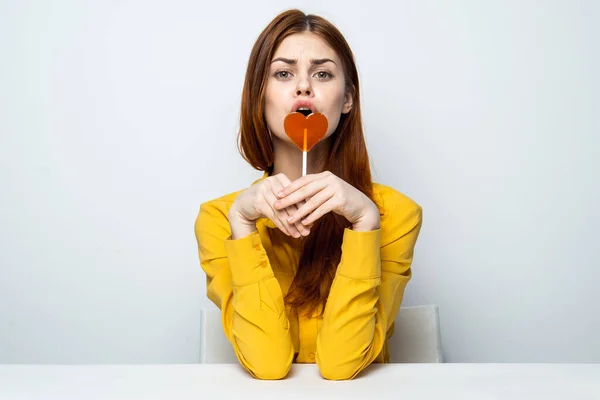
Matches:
[371,182,423,238]
[198,173,267,217]
[371,181,422,214]
[194,189,247,242]
[197,189,243,220]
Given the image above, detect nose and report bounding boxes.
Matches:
[295,75,312,96]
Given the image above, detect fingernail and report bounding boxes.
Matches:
[287,216,295,222]
[293,231,300,238]
[277,191,284,197]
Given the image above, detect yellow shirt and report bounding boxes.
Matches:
[194,171,423,380]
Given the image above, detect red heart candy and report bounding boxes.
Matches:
[283,112,328,152]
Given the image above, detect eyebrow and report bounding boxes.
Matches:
[270,57,336,66]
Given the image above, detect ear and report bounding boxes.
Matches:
[341,84,355,114]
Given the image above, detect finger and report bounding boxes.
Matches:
[261,190,293,236]
[294,199,311,234]
[272,172,291,187]
[275,179,328,211]
[287,189,334,224]
[301,207,314,229]
[264,185,304,237]
[302,206,314,229]
[276,171,329,199]
[270,179,310,236]
[266,176,301,236]
[294,200,314,231]
[290,203,310,235]
[298,196,338,226]
[272,174,312,236]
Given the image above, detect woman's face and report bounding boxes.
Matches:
[264,32,353,144]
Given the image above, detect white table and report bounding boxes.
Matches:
[0,363,598,399]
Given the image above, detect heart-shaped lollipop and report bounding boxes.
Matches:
[284,112,328,152]
[283,112,328,176]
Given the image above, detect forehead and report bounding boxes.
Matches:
[272,32,339,63]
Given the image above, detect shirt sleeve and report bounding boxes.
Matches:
[194,201,294,380]
[315,198,423,380]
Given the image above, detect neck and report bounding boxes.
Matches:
[271,136,332,182]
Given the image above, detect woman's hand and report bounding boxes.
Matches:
[273,171,381,232]
[229,173,314,239]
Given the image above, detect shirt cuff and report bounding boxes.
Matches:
[223,229,274,287]
[337,227,381,280]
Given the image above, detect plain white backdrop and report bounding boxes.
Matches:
[1,0,598,364]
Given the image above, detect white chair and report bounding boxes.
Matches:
[200,304,443,364]
[388,305,443,363]
[199,307,237,364]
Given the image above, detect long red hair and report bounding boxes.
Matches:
[238,9,379,317]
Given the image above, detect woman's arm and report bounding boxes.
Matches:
[194,201,294,380]
[315,198,423,380]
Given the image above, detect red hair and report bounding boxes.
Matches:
[237,9,379,317]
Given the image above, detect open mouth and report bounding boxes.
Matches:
[296,108,313,117]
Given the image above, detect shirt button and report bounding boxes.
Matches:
[254,244,261,251]
[261,260,268,268]
[309,352,315,360]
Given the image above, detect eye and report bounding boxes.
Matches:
[315,71,333,80]
[275,70,292,79]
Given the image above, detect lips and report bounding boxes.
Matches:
[290,100,317,114]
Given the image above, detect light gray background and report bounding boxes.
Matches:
[1,0,598,364]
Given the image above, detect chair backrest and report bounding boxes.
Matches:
[199,307,237,364]
[200,304,442,364]
[388,304,443,363]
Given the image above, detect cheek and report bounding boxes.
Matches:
[263,86,285,137]
[325,113,342,137]
[323,88,347,135]
[264,87,274,113]
[263,88,277,118]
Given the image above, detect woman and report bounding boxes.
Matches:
[194,9,423,380]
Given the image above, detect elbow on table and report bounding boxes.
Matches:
[316,357,366,381]
[240,345,294,380]
[247,358,292,380]
[232,326,294,380]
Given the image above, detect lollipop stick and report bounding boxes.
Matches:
[302,128,307,176]
[302,151,307,176]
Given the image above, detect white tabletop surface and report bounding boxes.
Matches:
[0,363,598,400]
